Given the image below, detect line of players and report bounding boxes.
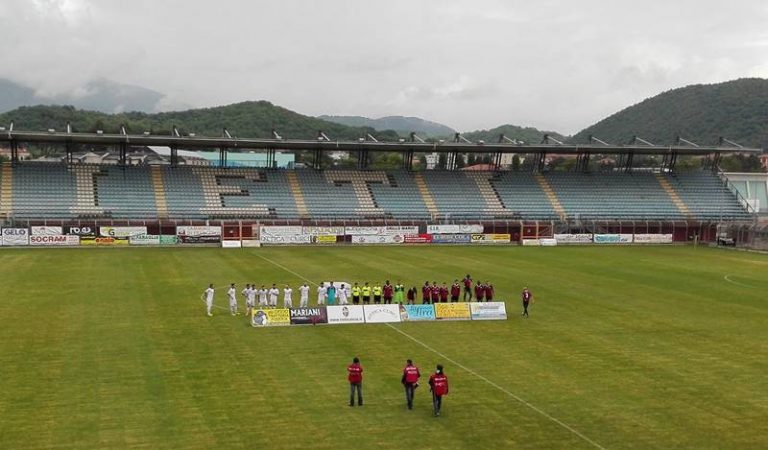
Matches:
[202,275,527,317]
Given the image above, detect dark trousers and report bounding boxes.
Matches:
[523,300,530,317]
[432,393,443,415]
[404,383,416,409]
[349,382,363,406]
[463,289,472,301]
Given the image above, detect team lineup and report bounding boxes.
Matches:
[200,274,535,318]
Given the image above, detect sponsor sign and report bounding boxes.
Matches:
[303,226,344,236]
[129,234,161,245]
[31,226,63,236]
[427,224,484,234]
[160,235,179,245]
[100,226,147,238]
[350,234,404,244]
[250,308,291,327]
[241,240,261,248]
[554,233,593,244]
[80,237,129,246]
[221,240,242,248]
[403,234,433,244]
[540,238,557,246]
[260,234,312,244]
[64,226,95,237]
[593,234,633,244]
[363,304,402,323]
[431,234,472,244]
[385,226,419,235]
[434,303,471,320]
[312,235,337,244]
[345,226,387,236]
[400,304,436,321]
[521,239,540,246]
[633,234,673,244]
[469,302,508,320]
[326,305,365,325]
[1,228,30,246]
[471,233,511,243]
[177,226,222,244]
[289,307,329,325]
[259,226,303,237]
[29,235,79,246]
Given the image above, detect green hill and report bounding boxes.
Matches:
[0,101,401,141]
[462,124,567,144]
[318,115,456,137]
[572,78,768,149]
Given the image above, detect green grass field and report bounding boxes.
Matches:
[1,245,767,449]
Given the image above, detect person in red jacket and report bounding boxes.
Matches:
[462,274,473,301]
[347,357,363,406]
[401,359,421,410]
[485,282,494,301]
[431,282,440,304]
[429,364,449,416]
[474,281,485,302]
[383,280,394,304]
[421,282,431,304]
[407,287,416,305]
[450,280,461,302]
[439,283,449,303]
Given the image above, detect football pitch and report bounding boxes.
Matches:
[1,245,767,449]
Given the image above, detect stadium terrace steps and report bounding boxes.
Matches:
[286,171,310,218]
[150,166,169,219]
[0,163,12,217]
[465,172,514,217]
[413,172,441,217]
[534,173,567,220]
[655,173,693,219]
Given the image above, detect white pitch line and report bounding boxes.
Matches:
[723,274,754,288]
[255,252,606,450]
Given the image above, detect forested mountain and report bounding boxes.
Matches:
[572,78,768,149]
[461,124,567,145]
[318,115,455,137]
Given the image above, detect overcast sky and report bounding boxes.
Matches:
[2,0,768,134]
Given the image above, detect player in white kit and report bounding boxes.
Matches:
[242,284,252,315]
[202,284,215,316]
[317,282,327,305]
[228,283,238,315]
[258,285,268,307]
[269,284,279,307]
[299,283,310,307]
[283,284,293,308]
[245,284,257,316]
[338,283,349,305]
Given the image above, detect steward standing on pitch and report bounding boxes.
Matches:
[401,359,421,410]
[428,364,449,416]
[347,357,363,406]
[522,286,534,318]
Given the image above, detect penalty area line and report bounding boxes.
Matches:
[254,252,606,449]
[723,274,754,288]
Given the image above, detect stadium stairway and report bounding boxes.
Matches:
[70,165,104,216]
[150,166,169,219]
[465,172,514,217]
[0,162,12,217]
[413,172,439,217]
[286,171,310,218]
[533,173,567,220]
[655,173,693,219]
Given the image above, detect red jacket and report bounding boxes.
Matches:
[475,284,485,299]
[421,286,431,300]
[463,278,472,289]
[402,365,420,384]
[429,372,449,396]
[450,284,460,297]
[347,363,363,384]
[439,287,449,301]
[485,284,494,300]
[383,284,393,298]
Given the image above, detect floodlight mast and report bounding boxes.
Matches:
[589,135,611,146]
[541,134,564,145]
[499,134,520,144]
[676,136,700,147]
[410,132,426,143]
[454,133,471,144]
[272,129,283,140]
[631,135,655,146]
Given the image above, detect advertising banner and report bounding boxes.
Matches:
[312,235,337,244]
[221,240,242,248]
[326,305,365,325]
[471,234,511,243]
[250,308,291,327]
[100,226,147,238]
[30,235,79,246]
[350,235,404,244]
[540,238,558,246]
[30,226,63,236]
[434,303,471,320]
[259,226,303,237]
[345,226,387,236]
[469,302,508,320]
[80,237,129,246]
[303,226,344,236]
[633,234,673,244]
[431,234,472,244]
[554,234,593,244]
[363,304,402,323]
[385,226,419,235]
[403,234,433,244]
[427,224,484,234]
[593,234,633,244]
[177,226,222,243]
[160,235,179,245]
[64,226,95,237]
[400,304,436,321]
[521,239,541,246]
[289,307,329,325]
[129,234,161,245]
[241,240,261,248]
[260,234,312,244]
[1,228,30,246]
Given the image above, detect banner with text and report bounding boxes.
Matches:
[64,226,96,237]
[80,237,129,246]
[434,303,471,320]
[31,226,63,236]
[345,226,387,236]
[251,308,291,327]
[404,234,433,244]
[633,234,673,244]
[1,228,30,246]
[312,235,338,244]
[303,226,345,236]
[289,307,329,325]
[469,302,508,320]
[427,224,484,234]
[431,234,472,244]
[100,226,147,238]
[385,226,419,235]
[129,234,161,245]
[177,226,222,243]
[471,234,511,244]
[593,234,633,244]
[326,305,365,325]
[259,226,303,237]
[350,234,404,244]
[400,304,436,321]
[30,235,80,246]
[554,234,593,244]
[363,304,402,323]
[260,234,312,244]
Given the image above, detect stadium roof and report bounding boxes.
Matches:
[1,129,762,156]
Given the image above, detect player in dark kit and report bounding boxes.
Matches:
[450,280,461,302]
[421,282,431,304]
[401,359,421,410]
[463,275,473,301]
[383,280,393,304]
[431,282,440,304]
[347,357,363,406]
[485,282,494,302]
[428,364,449,416]
[407,287,417,305]
[522,287,534,317]
[439,283,449,303]
[474,281,485,302]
